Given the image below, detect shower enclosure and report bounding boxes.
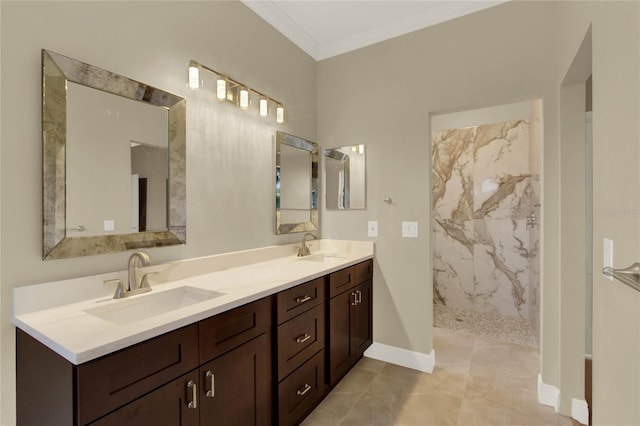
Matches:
[432,102,542,345]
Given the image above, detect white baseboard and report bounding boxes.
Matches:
[571,399,589,425]
[537,374,560,411]
[364,342,435,373]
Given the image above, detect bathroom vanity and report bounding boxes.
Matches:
[14,240,373,425]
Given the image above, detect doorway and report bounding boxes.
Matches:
[431,100,542,348]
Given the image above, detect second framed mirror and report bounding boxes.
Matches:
[324,145,366,210]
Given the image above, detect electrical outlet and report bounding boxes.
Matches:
[368,221,378,237]
[104,220,115,232]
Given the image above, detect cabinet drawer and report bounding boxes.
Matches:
[277,304,325,381]
[76,324,199,425]
[199,296,272,363]
[277,277,325,325]
[278,350,325,426]
[354,259,373,285]
[329,266,355,297]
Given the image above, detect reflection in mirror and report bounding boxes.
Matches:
[42,50,186,259]
[275,131,318,234]
[66,82,169,237]
[324,145,366,209]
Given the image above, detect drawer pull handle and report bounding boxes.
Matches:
[297,384,312,396]
[296,333,311,343]
[351,292,358,306]
[205,370,215,398]
[356,290,362,304]
[296,295,312,303]
[187,380,197,409]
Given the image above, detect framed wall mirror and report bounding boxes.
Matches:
[275,131,318,234]
[42,50,186,260]
[324,145,366,209]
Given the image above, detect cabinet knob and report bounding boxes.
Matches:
[186,380,198,409]
[297,383,312,396]
[351,292,358,306]
[296,295,312,304]
[296,333,311,343]
[356,290,362,304]
[205,370,215,398]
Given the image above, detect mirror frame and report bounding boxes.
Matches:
[324,145,367,210]
[42,50,186,260]
[275,131,318,234]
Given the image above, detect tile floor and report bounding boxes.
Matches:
[433,303,538,347]
[301,328,577,426]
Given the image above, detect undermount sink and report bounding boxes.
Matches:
[298,253,346,263]
[85,286,225,325]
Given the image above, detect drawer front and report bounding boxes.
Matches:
[77,324,199,425]
[354,259,373,285]
[277,277,325,325]
[278,350,325,426]
[199,296,272,363]
[329,266,355,297]
[277,304,325,381]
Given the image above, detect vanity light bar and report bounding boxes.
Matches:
[188,60,285,124]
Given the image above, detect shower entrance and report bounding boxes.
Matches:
[431,100,542,347]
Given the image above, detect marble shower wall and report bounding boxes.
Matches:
[433,119,540,322]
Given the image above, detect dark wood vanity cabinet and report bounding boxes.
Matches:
[16,259,373,426]
[16,298,272,426]
[276,277,327,426]
[328,260,373,386]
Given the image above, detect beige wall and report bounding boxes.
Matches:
[554,1,640,424]
[318,1,639,423]
[319,0,560,370]
[0,1,316,423]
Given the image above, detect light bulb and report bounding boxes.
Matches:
[188,64,200,90]
[239,87,249,110]
[216,76,227,100]
[276,105,285,124]
[259,98,268,117]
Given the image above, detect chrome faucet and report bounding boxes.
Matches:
[297,233,318,257]
[128,251,152,291]
[106,251,156,299]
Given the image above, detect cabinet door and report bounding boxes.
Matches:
[328,289,357,386]
[89,371,199,426]
[352,280,373,358]
[199,333,272,426]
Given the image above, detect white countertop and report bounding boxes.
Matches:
[13,239,374,365]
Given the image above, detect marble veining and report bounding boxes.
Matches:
[433,119,540,323]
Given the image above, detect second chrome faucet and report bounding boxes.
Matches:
[297,233,318,257]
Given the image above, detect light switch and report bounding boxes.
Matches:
[104,220,115,232]
[402,221,418,238]
[603,238,613,281]
[368,221,378,237]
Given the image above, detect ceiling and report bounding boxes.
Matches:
[242,0,508,61]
